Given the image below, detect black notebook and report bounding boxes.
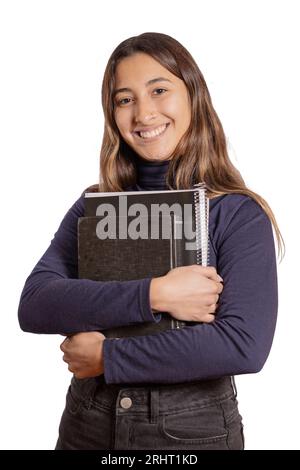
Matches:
[77,184,210,337]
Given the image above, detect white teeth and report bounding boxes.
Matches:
[138,124,167,139]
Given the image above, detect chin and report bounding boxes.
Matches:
[143,156,171,162]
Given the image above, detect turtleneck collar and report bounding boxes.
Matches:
[134,156,170,191]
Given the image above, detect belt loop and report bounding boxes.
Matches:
[230,376,237,398]
[81,378,99,409]
[150,389,159,424]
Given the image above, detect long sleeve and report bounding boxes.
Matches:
[18,194,160,335]
[103,195,278,384]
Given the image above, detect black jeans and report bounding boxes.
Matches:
[55,375,244,450]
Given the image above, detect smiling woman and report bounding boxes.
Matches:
[17,31,284,451]
[113,53,191,161]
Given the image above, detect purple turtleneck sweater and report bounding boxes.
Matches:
[18,158,278,384]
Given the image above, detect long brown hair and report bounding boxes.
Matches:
[93,32,285,262]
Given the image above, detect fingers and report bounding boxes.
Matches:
[203,301,219,322]
[216,282,224,294]
[60,337,76,374]
[190,265,223,283]
[63,354,75,373]
[62,354,69,363]
[206,269,223,283]
[211,280,224,296]
[208,303,217,312]
[208,301,221,313]
[206,293,221,308]
[60,336,70,352]
[202,313,215,323]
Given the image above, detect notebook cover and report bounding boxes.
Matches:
[77,187,208,337]
[78,215,176,282]
[77,214,198,337]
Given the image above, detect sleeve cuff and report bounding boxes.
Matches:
[103,338,120,384]
[139,277,162,324]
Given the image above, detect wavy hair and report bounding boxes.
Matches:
[91,32,284,261]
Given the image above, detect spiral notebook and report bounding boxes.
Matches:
[78,183,210,337]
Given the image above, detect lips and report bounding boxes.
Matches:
[134,123,170,141]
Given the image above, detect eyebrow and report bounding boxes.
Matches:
[113,77,172,97]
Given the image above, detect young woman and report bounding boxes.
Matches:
[18,32,284,450]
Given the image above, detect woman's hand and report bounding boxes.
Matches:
[60,331,106,379]
[150,265,223,324]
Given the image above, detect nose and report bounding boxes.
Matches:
[134,97,157,124]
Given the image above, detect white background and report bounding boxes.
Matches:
[0,0,298,450]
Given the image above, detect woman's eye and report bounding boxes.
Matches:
[117,97,131,105]
[116,89,167,106]
[154,88,167,95]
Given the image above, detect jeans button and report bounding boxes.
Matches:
[120,397,132,410]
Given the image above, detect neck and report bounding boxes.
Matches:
[134,155,170,191]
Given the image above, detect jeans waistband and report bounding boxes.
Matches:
[71,375,236,415]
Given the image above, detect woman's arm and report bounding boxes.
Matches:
[18,194,160,335]
[102,196,278,384]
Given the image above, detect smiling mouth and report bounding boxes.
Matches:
[134,123,170,140]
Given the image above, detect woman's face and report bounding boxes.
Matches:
[113,53,191,162]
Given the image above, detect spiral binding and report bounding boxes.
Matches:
[193,182,210,266]
[173,182,210,330]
